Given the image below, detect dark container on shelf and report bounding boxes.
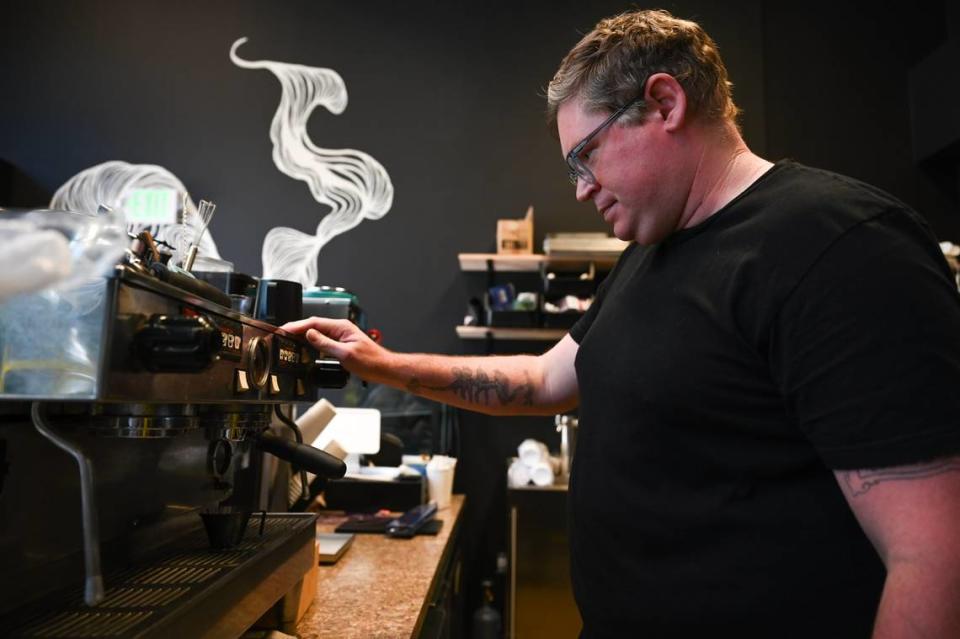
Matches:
[541,264,596,298]
[484,292,540,328]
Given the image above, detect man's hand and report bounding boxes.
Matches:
[281,317,391,383]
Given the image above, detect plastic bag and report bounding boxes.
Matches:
[0,208,127,303]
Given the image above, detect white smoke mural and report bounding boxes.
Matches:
[230,38,394,288]
[51,160,222,267]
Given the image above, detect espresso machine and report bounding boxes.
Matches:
[0,212,347,637]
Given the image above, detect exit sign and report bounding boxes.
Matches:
[124,188,178,225]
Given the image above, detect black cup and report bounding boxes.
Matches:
[200,510,252,549]
[253,279,303,326]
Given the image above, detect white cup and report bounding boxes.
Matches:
[529,460,555,487]
[426,455,457,509]
[518,439,548,467]
[507,458,531,487]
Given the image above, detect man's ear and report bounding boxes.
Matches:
[645,73,687,132]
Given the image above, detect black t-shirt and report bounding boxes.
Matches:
[568,161,960,638]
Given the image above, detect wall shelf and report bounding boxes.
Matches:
[455,326,567,341]
[458,252,619,272]
[456,253,608,346]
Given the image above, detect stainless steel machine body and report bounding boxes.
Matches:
[0,264,346,637]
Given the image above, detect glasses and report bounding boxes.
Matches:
[566,98,643,185]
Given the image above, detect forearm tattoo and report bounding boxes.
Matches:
[407,368,534,406]
[840,457,960,496]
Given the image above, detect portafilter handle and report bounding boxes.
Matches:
[255,430,347,479]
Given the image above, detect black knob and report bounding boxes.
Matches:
[307,358,349,389]
[134,315,221,372]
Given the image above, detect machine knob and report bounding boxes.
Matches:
[306,358,350,389]
[134,315,221,373]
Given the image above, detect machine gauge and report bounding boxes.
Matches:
[212,317,243,361]
[275,337,299,370]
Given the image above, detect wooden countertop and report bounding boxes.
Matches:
[296,495,465,639]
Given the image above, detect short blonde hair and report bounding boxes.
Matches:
[547,9,740,130]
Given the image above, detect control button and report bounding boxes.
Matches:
[296,379,306,396]
[235,369,250,393]
[269,374,280,395]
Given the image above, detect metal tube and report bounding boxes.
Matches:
[183,244,199,272]
[31,402,104,606]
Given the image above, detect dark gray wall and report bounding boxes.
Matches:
[2,0,955,629]
[762,1,958,238]
[0,0,765,356]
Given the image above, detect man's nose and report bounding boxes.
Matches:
[575,177,598,202]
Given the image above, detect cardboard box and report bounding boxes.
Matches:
[296,542,319,622]
[259,540,318,632]
[497,205,534,254]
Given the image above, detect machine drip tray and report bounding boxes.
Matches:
[5,513,317,638]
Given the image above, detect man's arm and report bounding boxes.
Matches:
[834,456,960,638]
[282,317,579,416]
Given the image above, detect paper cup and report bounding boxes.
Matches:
[426,456,457,509]
[529,460,554,487]
[507,458,531,487]
[518,439,548,467]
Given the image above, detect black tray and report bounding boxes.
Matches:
[541,311,584,329]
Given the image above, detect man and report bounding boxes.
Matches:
[284,9,960,638]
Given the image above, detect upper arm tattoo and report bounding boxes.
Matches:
[407,367,534,406]
[840,457,960,497]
